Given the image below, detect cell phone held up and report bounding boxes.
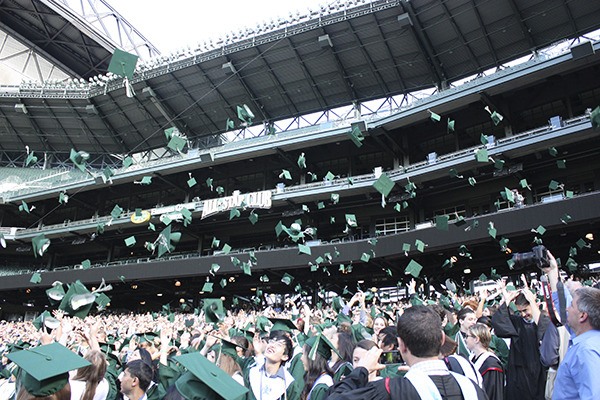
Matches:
[379,350,403,365]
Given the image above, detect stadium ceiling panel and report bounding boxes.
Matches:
[1,0,599,159]
[0,0,119,79]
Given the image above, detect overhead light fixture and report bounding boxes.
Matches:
[318,34,333,48]
[131,284,138,289]
[140,301,146,305]
[463,268,471,274]
[85,105,98,115]
[175,280,181,287]
[222,61,236,75]
[157,293,163,297]
[585,233,594,241]
[179,298,185,303]
[15,103,28,114]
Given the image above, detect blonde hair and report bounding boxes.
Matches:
[72,350,107,400]
[468,323,491,349]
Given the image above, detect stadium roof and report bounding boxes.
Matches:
[1,0,600,160]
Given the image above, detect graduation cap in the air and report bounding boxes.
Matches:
[69,149,90,173]
[107,48,138,97]
[174,352,249,400]
[32,234,50,258]
[31,311,60,331]
[46,282,65,304]
[25,150,37,167]
[203,299,225,324]
[373,173,395,198]
[591,106,600,130]
[19,200,33,214]
[7,343,91,397]
[237,104,255,125]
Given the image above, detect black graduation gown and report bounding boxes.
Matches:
[326,366,488,400]
[491,303,549,400]
[473,353,504,400]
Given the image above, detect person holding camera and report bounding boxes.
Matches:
[541,251,600,400]
[491,278,550,400]
[326,306,487,400]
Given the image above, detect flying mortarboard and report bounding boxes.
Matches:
[32,234,50,257]
[279,169,292,180]
[202,282,214,293]
[281,273,294,285]
[557,159,566,169]
[123,156,133,168]
[124,236,136,247]
[590,106,600,129]
[30,272,42,284]
[347,125,365,147]
[447,118,455,132]
[405,259,423,278]
[236,104,254,124]
[7,343,91,397]
[19,200,32,214]
[58,191,69,204]
[548,147,558,157]
[373,173,395,197]
[58,280,96,319]
[435,215,449,231]
[297,153,306,169]
[475,148,489,163]
[325,171,335,181]
[25,151,37,167]
[167,135,187,153]
[46,282,65,304]
[428,109,441,122]
[69,149,90,172]
[298,244,311,255]
[248,211,259,225]
[187,175,197,187]
[174,352,248,400]
[203,299,225,324]
[107,48,138,79]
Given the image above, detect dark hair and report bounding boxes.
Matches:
[130,347,157,382]
[231,335,253,357]
[476,316,492,329]
[161,385,186,400]
[355,339,378,351]
[428,304,446,324]
[574,287,600,330]
[124,360,153,392]
[513,292,529,307]
[379,326,398,350]
[396,306,443,358]
[456,307,475,322]
[440,335,457,357]
[301,342,334,400]
[332,332,355,369]
[268,331,293,365]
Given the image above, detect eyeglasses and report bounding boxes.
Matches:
[267,339,286,347]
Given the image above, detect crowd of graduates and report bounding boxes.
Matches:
[1,263,599,400]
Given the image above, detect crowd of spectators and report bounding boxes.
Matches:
[1,251,599,400]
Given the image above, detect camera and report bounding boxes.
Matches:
[510,245,550,270]
[379,350,403,365]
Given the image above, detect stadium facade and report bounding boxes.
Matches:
[1,0,599,316]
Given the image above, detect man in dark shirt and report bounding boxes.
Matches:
[491,282,549,400]
[327,306,487,400]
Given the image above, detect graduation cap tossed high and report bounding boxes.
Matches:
[58,279,112,319]
[174,352,248,400]
[203,299,225,324]
[31,311,60,331]
[107,48,138,98]
[69,149,90,173]
[7,343,91,397]
[32,234,50,258]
